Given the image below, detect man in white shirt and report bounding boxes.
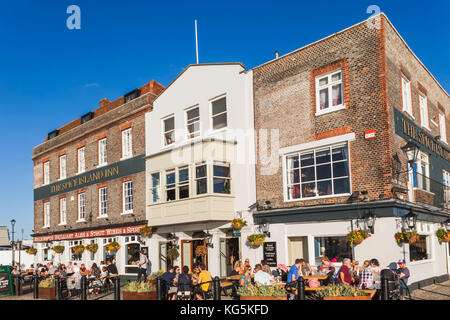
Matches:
[254,264,274,286]
[137,250,149,282]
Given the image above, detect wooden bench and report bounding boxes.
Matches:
[362,289,376,298]
[220,281,234,288]
[305,286,327,291]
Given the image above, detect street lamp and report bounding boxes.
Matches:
[401,140,420,167]
[364,210,376,234]
[10,219,16,267]
[261,223,271,238]
[404,209,417,230]
[204,232,213,248]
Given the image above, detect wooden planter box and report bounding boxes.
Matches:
[38,287,56,300]
[122,291,157,300]
[323,296,372,300]
[240,296,286,301]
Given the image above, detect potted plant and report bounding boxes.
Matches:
[52,245,65,254]
[122,281,157,300]
[395,230,420,245]
[195,245,208,257]
[86,243,98,253]
[147,270,164,285]
[238,285,286,300]
[436,228,450,243]
[247,234,265,247]
[26,247,37,255]
[105,241,120,252]
[347,230,371,247]
[314,284,371,300]
[231,218,247,231]
[140,226,153,238]
[167,247,179,261]
[72,244,85,255]
[38,278,56,300]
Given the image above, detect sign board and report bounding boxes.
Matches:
[232,231,241,237]
[0,266,13,296]
[263,242,277,267]
[364,129,376,140]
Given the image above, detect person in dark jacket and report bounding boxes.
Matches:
[106,260,118,275]
[175,266,192,300]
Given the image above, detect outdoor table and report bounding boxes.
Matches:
[303,274,328,287]
[226,275,241,281]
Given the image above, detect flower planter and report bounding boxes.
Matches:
[240,296,286,301]
[122,291,157,300]
[38,287,56,300]
[352,238,363,245]
[323,296,372,300]
[232,225,243,231]
[252,240,263,247]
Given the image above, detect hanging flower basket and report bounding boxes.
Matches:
[347,230,371,247]
[140,226,153,238]
[72,245,85,255]
[395,231,419,245]
[247,234,265,247]
[26,248,37,255]
[166,247,179,260]
[52,245,65,254]
[86,243,98,253]
[231,218,247,231]
[195,245,208,257]
[436,229,450,243]
[105,241,120,252]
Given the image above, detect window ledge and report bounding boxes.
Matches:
[413,188,434,196]
[96,163,108,169]
[120,211,134,216]
[284,193,351,203]
[408,259,435,266]
[430,119,439,127]
[120,155,133,161]
[96,216,108,220]
[58,223,67,226]
[42,226,50,229]
[404,110,415,120]
[57,177,67,182]
[76,219,87,223]
[315,105,346,117]
[208,127,229,136]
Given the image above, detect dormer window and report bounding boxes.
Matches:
[81,112,94,124]
[47,130,59,140]
[124,89,141,103]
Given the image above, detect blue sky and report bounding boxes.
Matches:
[0,0,448,238]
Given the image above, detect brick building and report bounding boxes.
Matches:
[251,13,449,289]
[31,80,164,276]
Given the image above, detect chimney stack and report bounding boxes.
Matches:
[274,50,279,59]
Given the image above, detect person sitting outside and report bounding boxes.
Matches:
[339,258,354,285]
[254,264,274,286]
[175,266,192,300]
[351,260,361,286]
[230,260,243,276]
[396,260,410,297]
[358,260,374,289]
[287,259,302,283]
[239,265,253,287]
[195,263,212,300]
[161,266,176,300]
[299,259,312,276]
[79,263,89,276]
[106,260,118,275]
[319,257,336,285]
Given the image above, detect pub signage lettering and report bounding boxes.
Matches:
[395,108,449,162]
[33,224,146,243]
[0,266,13,296]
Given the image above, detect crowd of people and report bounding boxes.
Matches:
[23,259,119,296]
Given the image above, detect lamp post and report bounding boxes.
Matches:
[401,140,420,167]
[10,219,16,267]
[404,209,417,230]
[364,210,376,234]
[205,232,213,248]
[261,223,271,238]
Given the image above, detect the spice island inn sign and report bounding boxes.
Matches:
[394,108,449,162]
[33,225,146,243]
[34,154,145,201]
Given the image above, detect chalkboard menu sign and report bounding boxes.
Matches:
[263,242,277,267]
[0,266,13,296]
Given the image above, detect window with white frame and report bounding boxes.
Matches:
[443,170,450,209]
[316,70,344,114]
[122,128,132,159]
[98,138,107,166]
[99,187,108,217]
[419,92,429,129]
[439,112,447,143]
[78,192,86,221]
[211,96,227,130]
[59,155,66,179]
[43,161,50,185]
[285,143,350,200]
[178,166,189,199]
[186,106,200,139]
[150,172,161,203]
[89,239,96,261]
[411,151,430,192]
[78,147,85,174]
[123,181,133,213]
[401,74,413,116]
[163,116,175,146]
[409,234,432,262]
[213,162,231,194]
[59,197,66,225]
[165,169,176,201]
[195,163,207,195]
[43,202,50,228]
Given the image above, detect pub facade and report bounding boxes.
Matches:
[251,13,449,289]
[31,80,164,276]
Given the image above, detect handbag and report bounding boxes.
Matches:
[308,278,320,288]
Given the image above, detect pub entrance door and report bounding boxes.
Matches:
[181,239,207,271]
[219,238,240,277]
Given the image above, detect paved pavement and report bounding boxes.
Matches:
[1,280,449,300]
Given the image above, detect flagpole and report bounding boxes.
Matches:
[195,19,199,64]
